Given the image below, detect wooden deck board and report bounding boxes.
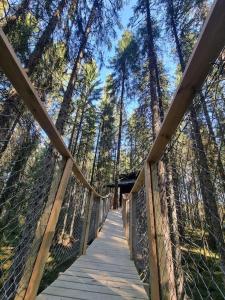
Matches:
[37,210,148,300]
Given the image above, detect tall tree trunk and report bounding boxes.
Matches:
[90,121,102,185]
[145,0,179,297]
[55,0,99,135]
[199,94,225,192]
[113,71,125,209]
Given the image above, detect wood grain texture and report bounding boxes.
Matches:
[37,210,148,300]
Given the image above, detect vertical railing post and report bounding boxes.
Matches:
[150,162,177,300]
[15,159,66,300]
[144,162,160,300]
[23,158,73,300]
[129,192,136,260]
[79,191,94,255]
[125,198,129,239]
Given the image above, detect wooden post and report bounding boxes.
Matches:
[15,160,65,300]
[23,158,73,300]
[129,193,136,260]
[127,198,130,245]
[150,162,177,300]
[79,191,94,255]
[125,199,129,239]
[144,162,160,300]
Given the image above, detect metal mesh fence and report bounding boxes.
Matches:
[88,197,98,243]
[0,97,62,299]
[39,191,111,292]
[133,188,150,284]
[157,48,225,299]
[39,176,89,292]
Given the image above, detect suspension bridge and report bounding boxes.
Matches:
[0,1,225,299]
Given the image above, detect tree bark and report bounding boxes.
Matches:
[55,0,99,136]
[113,70,125,209]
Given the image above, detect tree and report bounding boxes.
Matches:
[163,0,225,277]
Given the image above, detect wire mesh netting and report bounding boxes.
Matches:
[39,176,89,292]
[156,48,225,299]
[39,188,111,292]
[88,197,98,243]
[133,188,150,284]
[0,95,63,299]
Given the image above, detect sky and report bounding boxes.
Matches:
[99,2,134,83]
[98,0,177,116]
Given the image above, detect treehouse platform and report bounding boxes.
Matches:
[37,210,148,300]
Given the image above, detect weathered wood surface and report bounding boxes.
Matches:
[37,210,148,299]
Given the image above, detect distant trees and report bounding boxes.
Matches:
[110,31,139,208]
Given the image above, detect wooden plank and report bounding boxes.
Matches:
[38,210,148,300]
[24,158,73,300]
[38,286,146,300]
[56,274,148,290]
[50,280,148,299]
[0,28,105,198]
[150,163,177,299]
[66,267,140,280]
[144,162,160,300]
[77,256,135,267]
[71,262,138,274]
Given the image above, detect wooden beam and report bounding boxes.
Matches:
[23,158,73,300]
[144,162,160,300]
[0,28,104,199]
[150,162,177,300]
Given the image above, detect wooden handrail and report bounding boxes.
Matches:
[0,28,104,198]
[131,0,225,193]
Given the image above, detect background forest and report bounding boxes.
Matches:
[0,0,224,299]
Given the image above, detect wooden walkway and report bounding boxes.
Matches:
[37,210,148,300]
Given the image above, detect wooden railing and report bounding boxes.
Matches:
[0,27,111,300]
[123,1,225,299]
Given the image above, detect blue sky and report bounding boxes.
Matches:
[97,0,178,117]
[99,2,134,83]
[99,0,177,92]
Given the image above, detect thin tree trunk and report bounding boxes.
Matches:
[55,0,99,135]
[90,121,102,185]
[113,71,125,209]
